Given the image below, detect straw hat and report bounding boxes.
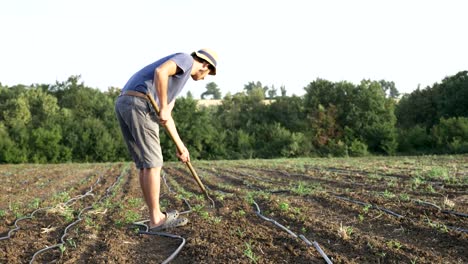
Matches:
[192,48,218,75]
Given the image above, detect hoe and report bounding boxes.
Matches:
[146,93,215,208]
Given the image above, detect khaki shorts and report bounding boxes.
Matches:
[115,95,163,169]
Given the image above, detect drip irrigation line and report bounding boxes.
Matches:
[162,172,192,214]
[334,196,404,218]
[253,201,297,238]
[131,171,191,264]
[252,200,333,263]
[335,195,468,233]
[29,164,129,263]
[446,226,468,233]
[299,235,333,264]
[441,210,468,218]
[414,199,441,210]
[414,199,468,218]
[0,174,102,241]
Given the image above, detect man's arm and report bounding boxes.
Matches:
[163,100,190,162]
[154,60,179,125]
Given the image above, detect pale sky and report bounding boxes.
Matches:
[1,0,467,98]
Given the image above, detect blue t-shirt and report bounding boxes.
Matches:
[122,53,193,105]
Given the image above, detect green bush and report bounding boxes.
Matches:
[432,117,468,153]
[348,139,368,157]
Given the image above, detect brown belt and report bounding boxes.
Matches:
[120,90,149,100]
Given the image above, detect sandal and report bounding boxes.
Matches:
[149,211,188,232]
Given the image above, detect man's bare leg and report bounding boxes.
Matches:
[139,167,166,228]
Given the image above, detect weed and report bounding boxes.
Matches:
[123,211,141,224]
[61,207,75,222]
[292,181,312,196]
[443,197,455,208]
[127,197,143,208]
[399,193,410,202]
[244,241,259,263]
[9,201,22,218]
[362,204,372,214]
[200,211,210,219]
[28,198,41,209]
[427,167,449,180]
[425,184,436,193]
[338,222,353,240]
[238,209,246,217]
[0,210,6,219]
[387,179,397,188]
[382,190,396,199]
[212,216,222,224]
[279,202,289,211]
[386,240,403,250]
[245,192,255,205]
[411,176,425,190]
[192,204,205,213]
[54,191,71,203]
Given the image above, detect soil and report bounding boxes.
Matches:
[0,155,467,263]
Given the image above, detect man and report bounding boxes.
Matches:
[115,49,218,231]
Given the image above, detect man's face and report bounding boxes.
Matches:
[191,63,212,81]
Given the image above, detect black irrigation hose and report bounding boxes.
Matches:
[131,171,192,264]
[335,195,468,234]
[252,200,333,264]
[29,165,128,263]
[441,210,468,218]
[334,196,404,218]
[414,199,468,218]
[0,175,101,241]
[135,223,186,264]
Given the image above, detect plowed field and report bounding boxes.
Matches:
[1,155,467,263]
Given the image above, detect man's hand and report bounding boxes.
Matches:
[177,146,190,163]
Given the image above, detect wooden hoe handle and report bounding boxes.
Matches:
[146,93,209,197]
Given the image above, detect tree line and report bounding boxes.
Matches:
[0,71,467,163]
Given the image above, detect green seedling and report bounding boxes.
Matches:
[358,214,364,222]
[244,241,259,263]
[362,204,372,214]
[67,238,77,248]
[59,244,66,253]
[236,227,245,238]
[0,210,6,219]
[279,202,289,211]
